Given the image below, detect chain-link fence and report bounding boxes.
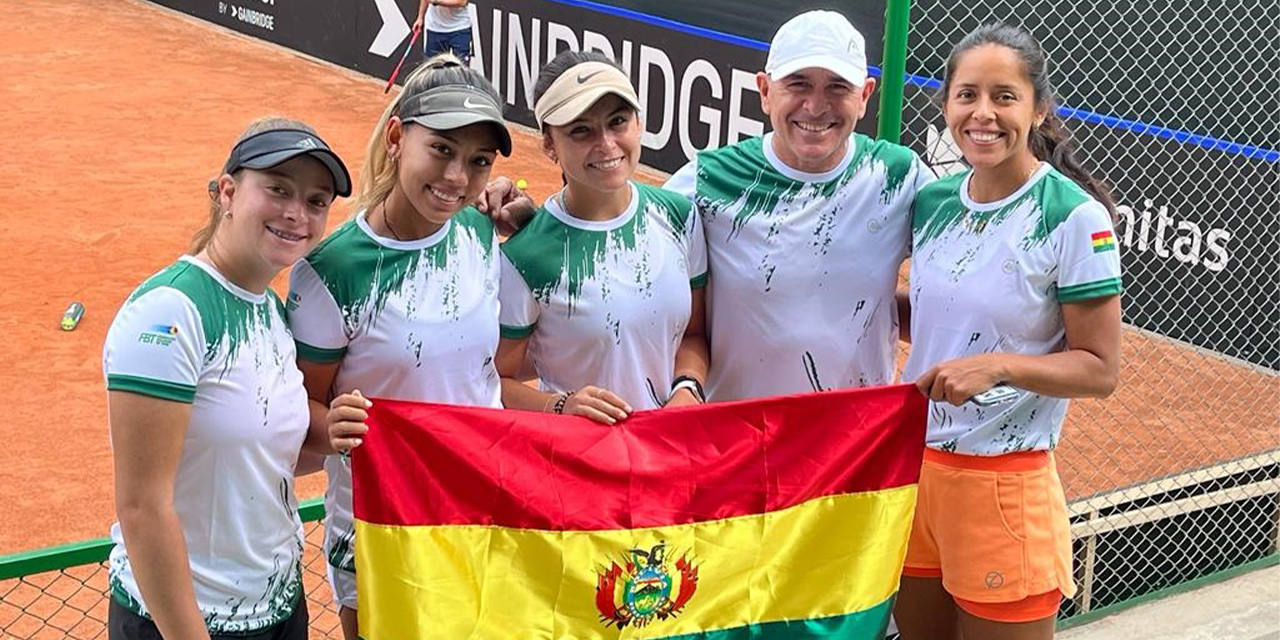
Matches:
[901,0,1280,623]
[0,509,342,640]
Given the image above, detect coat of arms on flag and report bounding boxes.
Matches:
[595,541,699,628]
[351,384,926,639]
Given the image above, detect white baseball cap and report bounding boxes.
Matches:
[765,10,868,86]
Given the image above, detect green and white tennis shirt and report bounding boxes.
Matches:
[902,164,1123,455]
[499,182,707,409]
[665,133,932,401]
[287,209,501,590]
[102,256,306,634]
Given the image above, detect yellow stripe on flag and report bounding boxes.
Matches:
[356,487,916,640]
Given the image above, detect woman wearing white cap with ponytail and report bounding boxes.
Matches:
[495,50,710,422]
[286,53,513,640]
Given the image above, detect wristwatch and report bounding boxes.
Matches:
[670,376,706,403]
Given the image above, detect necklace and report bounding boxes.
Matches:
[559,187,630,222]
[971,160,1042,203]
[381,200,404,241]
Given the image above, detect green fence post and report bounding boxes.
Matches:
[877,0,911,143]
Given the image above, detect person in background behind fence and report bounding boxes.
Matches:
[415,0,472,65]
[103,117,351,640]
[894,23,1123,640]
[289,53,513,640]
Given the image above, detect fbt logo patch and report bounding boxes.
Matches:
[287,291,302,311]
[139,324,179,346]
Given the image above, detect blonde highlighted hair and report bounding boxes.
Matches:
[355,53,503,214]
[192,116,320,253]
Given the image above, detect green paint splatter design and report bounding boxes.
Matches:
[110,532,303,634]
[694,134,917,240]
[327,526,357,572]
[129,260,279,376]
[502,184,692,312]
[302,207,495,333]
[912,167,1092,252]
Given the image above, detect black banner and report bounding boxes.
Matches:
[144,0,431,76]
[467,0,886,170]
[143,0,886,171]
[558,1,885,64]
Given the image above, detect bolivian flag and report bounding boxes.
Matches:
[353,384,926,639]
[1091,230,1117,253]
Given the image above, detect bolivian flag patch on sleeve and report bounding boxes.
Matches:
[1091,230,1117,253]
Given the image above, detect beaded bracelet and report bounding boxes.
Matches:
[552,389,577,414]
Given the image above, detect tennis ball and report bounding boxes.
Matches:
[516,179,528,190]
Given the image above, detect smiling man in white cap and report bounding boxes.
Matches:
[663,9,933,402]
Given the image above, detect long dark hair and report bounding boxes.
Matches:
[942,24,1117,217]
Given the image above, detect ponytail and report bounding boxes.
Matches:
[356,53,502,214]
[1030,111,1117,218]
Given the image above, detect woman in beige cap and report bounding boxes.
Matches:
[494,50,710,423]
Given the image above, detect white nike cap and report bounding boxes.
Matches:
[534,61,642,128]
[766,10,868,86]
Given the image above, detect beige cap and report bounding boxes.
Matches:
[533,61,642,128]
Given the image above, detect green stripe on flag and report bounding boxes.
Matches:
[662,596,894,640]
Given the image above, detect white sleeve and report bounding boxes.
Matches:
[498,251,540,339]
[912,155,936,194]
[687,201,709,288]
[1056,201,1124,303]
[103,287,205,403]
[286,260,349,363]
[663,157,699,201]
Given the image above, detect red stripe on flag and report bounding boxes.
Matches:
[353,384,927,530]
[1091,230,1114,241]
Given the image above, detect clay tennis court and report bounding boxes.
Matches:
[2,0,1276,563]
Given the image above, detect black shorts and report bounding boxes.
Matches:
[108,596,308,640]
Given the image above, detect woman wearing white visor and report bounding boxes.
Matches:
[495,50,710,422]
